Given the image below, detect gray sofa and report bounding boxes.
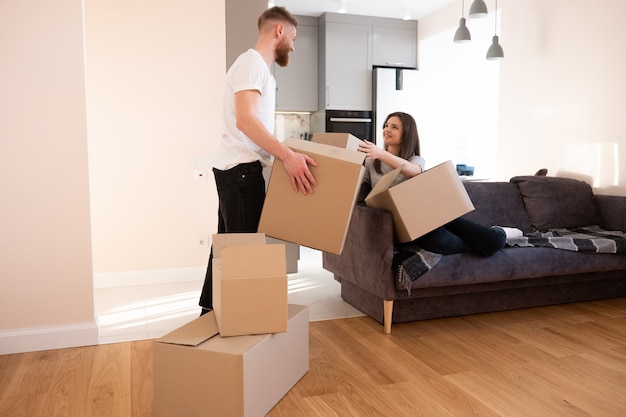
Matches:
[322,175,626,333]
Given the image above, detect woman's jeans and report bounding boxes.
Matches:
[414,217,505,257]
[199,161,265,309]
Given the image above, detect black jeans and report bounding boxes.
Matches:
[199,161,266,309]
[413,217,505,257]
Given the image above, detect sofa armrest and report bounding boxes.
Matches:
[322,204,397,299]
[595,195,626,231]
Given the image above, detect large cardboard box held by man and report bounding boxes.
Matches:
[258,137,365,255]
[153,304,309,417]
[212,233,288,337]
[365,160,475,243]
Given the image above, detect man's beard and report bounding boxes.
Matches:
[275,39,291,67]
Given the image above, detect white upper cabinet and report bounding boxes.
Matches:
[273,18,318,112]
[372,26,417,69]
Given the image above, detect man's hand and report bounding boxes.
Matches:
[282,149,318,195]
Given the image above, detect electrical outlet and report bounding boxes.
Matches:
[198,235,210,248]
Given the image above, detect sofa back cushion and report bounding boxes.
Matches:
[510,176,600,230]
[462,182,533,233]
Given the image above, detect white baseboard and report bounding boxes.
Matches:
[94,266,206,289]
[0,321,99,355]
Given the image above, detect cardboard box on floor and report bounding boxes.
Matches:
[258,137,366,255]
[311,132,362,151]
[153,304,309,417]
[365,160,475,243]
[212,233,288,337]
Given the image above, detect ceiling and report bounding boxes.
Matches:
[275,0,457,21]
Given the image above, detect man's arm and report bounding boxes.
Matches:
[235,90,317,194]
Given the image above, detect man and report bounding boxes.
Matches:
[199,6,317,315]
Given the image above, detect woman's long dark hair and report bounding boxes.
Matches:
[373,112,421,175]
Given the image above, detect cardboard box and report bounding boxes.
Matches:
[263,168,300,273]
[153,304,309,417]
[212,233,288,336]
[365,160,475,243]
[311,132,362,151]
[258,137,366,255]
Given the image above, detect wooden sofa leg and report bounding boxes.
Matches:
[383,300,393,334]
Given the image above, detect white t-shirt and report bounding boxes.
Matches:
[213,49,276,170]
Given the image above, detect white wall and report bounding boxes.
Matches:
[420,0,626,196]
[85,0,223,276]
[0,0,225,354]
[0,0,97,353]
[498,0,626,195]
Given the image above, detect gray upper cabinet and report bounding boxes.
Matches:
[318,13,417,111]
[273,17,318,112]
[322,21,372,110]
[372,26,417,69]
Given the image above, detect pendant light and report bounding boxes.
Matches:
[453,0,471,43]
[486,0,504,60]
[468,0,488,18]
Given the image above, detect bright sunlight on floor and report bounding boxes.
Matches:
[94,247,364,344]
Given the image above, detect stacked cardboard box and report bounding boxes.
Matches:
[212,233,288,336]
[153,305,309,417]
[153,233,309,417]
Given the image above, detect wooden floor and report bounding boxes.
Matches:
[2,298,626,417]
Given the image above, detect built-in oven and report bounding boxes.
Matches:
[325,110,373,142]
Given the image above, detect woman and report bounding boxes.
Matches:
[358,111,508,257]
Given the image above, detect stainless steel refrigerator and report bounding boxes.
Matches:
[372,67,420,146]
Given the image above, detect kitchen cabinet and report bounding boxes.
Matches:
[373,26,417,68]
[273,17,318,112]
[318,13,417,111]
[322,21,372,110]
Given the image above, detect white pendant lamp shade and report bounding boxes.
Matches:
[454,18,471,43]
[486,35,504,60]
[469,0,488,18]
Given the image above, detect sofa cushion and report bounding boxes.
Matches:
[462,182,533,233]
[510,176,600,230]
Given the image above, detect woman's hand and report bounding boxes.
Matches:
[357,140,384,160]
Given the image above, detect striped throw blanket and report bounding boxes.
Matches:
[506,225,626,254]
[394,245,442,294]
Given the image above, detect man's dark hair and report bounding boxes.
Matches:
[258,6,299,30]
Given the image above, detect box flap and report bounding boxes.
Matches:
[156,311,219,346]
[284,137,365,165]
[365,166,402,202]
[221,244,286,278]
[311,132,362,151]
[212,233,266,258]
